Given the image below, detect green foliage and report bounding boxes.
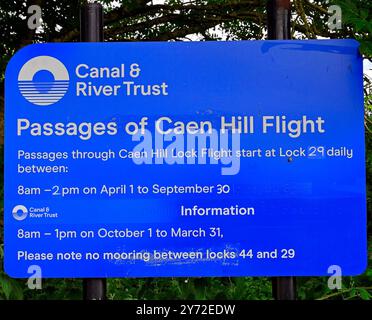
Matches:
[107,277,272,300]
[297,239,372,300]
[0,244,24,300]
[22,279,82,300]
[333,0,372,58]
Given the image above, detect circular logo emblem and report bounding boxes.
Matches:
[12,205,28,221]
[18,56,69,106]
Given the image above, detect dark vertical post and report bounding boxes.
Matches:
[267,0,291,40]
[80,2,104,42]
[80,2,106,300]
[271,276,296,300]
[83,278,107,300]
[267,0,296,300]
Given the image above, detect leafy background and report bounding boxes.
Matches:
[0,0,371,300]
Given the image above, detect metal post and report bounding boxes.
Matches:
[267,0,296,300]
[267,0,291,40]
[80,2,104,42]
[83,278,107,300]
[80,2,106,300]
[272,277,296,300]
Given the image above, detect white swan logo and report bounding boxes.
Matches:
[18,56,69,106]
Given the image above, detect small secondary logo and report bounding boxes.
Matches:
[12,205,28,221]
[18,56,69,106]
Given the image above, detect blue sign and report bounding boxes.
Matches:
[5,40,366,278]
